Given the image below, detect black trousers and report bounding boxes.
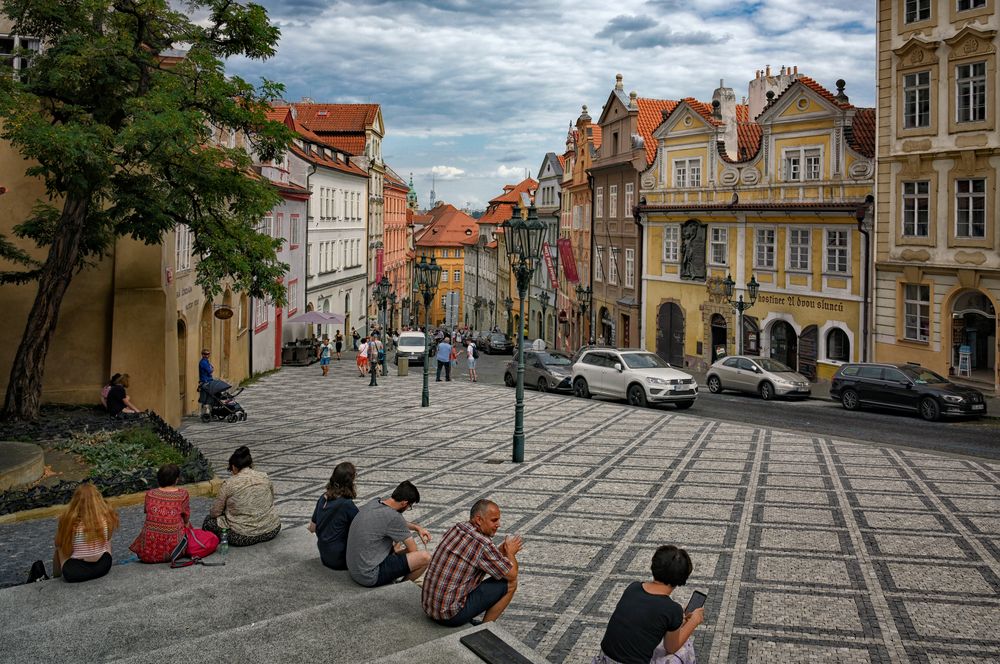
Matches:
[436,360,451,381]
[202,516,280,547]
[62,552,112,583]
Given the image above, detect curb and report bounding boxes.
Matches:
[0,477,221,525]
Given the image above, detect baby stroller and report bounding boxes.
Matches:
[198,379,247,423]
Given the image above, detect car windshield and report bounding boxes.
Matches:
[536,352,572,366]
[756,358,793,373]
[490,334,507,342]
[900,366,948,384]
[621,353,670,369]
[398,337,425,348]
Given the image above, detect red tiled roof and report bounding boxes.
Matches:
[265,107,292,124]
[557,155,566,170]
[480,178,537,224]
[681,98,721,126]
[849,108,876,158]
[414,204,479,247]
[589,124,602,149]
[794,76,853,110]
[726,104,764,162]
[294,103,379,132]
[316,135,367,155]
[637,98,678,165]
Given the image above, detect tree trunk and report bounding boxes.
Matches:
[2,194,91,421]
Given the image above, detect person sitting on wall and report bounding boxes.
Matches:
[100,373,122,408]
[106,373,140,417]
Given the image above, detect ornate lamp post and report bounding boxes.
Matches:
[576,284,592,346]
[388,291,397,332]
[500,203,546,463]
[416,254,441,407]
[723,273,759,355]
[375,275,390,328]
[488,299,495,329]
[503,296,513,336]
[537,291,550,342]
[402,296,411,327]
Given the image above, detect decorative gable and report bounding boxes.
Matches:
[945,26,997,59]
[778,94,827,118]
[893,36,940,69]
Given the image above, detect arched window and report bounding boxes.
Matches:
[827,328,849,362]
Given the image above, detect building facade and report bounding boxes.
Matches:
[383,166,411,329]
[591,74,676,349]
[874,0,999,392]
[534,153,564,347]
[414,203,478,328]
[640,72,875,380]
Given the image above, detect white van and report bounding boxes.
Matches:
[395,331,429,366]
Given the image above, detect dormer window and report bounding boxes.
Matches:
[783,147,822,182]
[673,158,702,188]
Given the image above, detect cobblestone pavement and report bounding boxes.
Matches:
[175,360,1000,663]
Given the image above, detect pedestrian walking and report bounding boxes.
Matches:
[435,336,453,382]
[351,327,360,351]
[357,337,369,377]
[334,331,344,360]
[318,337,333,376]
[466,340,478,383]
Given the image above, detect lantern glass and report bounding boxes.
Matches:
[523,206,545,263]
[747,275,759,302]
[415,256,427,289]
[723,274,735,300]
[427,256,442,290]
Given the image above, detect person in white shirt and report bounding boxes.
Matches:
[466,340,478,383]
[357,338,369,377]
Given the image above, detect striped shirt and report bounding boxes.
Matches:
[71,522,111,559]
[421,521,512,620]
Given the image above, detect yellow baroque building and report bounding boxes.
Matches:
[638,71,876,382]
[874,0,999,393]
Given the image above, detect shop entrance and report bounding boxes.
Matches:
[769,320,798,371]
[710,314,727,361]
[656,302,685,367]
[950,290,996,383]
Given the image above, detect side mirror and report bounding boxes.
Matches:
[903,381,912,389]
[614,362,623,372]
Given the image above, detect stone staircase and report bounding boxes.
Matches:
[0,527,546,664]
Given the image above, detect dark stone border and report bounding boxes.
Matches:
[0,411,213,516]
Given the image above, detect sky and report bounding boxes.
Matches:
[225,0,877,211]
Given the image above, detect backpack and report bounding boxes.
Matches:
[170,526,222,567]
[472,345,480,359]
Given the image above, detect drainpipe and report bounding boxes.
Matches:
[587,173,596,343]
[633,197,644,351]
[855,194,874,362]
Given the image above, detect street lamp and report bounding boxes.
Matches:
[416,254,441,407]
[488,299,495,329]
[503,296,513,336]
[388,291,397,332]
[537,291,550,342]
[723,273,759,356]
[500,203,546,463]
[473,296,485,331]
[855,194,874,362]
[375,275,391,328]
[576,284,592,346]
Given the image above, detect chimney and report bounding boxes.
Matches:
[748,65,798,119]
[300,96,314,104]
[712,79,738,160]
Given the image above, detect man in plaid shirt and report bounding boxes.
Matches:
[421,499,522,626]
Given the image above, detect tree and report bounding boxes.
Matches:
[0,0,294,420]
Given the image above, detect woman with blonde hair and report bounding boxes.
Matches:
[53,483,120,583]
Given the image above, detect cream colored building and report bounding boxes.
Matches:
[874,0,999,392]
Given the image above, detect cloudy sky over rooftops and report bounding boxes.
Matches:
[226,0,876,209]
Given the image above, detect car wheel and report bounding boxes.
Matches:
[758,381,774,401]
[674,401,694,410]
[504,372,515,387]
[537,378,548,393]
[707,375,723,394]
[627,384,648,408]
[573,377,591,399]
[841,389,860,411]
[920,397,941,422]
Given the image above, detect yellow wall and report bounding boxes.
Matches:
[420,247,465,327]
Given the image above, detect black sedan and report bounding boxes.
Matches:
[482,332,513,354]
[830,362,987,421]
[504,350,574,392]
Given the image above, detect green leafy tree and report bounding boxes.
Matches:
[0,0,294,420]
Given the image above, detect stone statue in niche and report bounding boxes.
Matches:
[680,219,706,281]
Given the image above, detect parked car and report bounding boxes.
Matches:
[394,331,428,366]
[706,355,811,400]
[830,362,987,421]
[571,348,697,409]
[503,350,574,392]
[483,332,513,354]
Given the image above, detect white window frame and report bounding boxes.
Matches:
[624,183,634,216]
[257,214,273,237]
[709,227,728,266]
[955,178,986,238]
[454,270,461,282]
[787,228,811,271]
[905,0,931,22]
[957,0,987,10]
[253,298,268,329]
[175,224,192,272]
[903,283,930,342]
[824,229,849,274]
[625,248,635,288]
[902,181,929,237]
[608,247,619,286]
[609,185,618,218]
[595,187,603,219]
[290,213,301,246]
[903,71,931,129]
[441,270,448,282]
[783,147,822,182]
[595,245,604,282]
[956,62,987,124]
[755,228,775,269]
[0,34,40,77]
[673,158,702,188]
[288,280,299,315]
[662,226,679,262]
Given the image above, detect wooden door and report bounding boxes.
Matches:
[656,302,685,367]
[799,325,817,379]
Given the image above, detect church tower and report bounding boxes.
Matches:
[429,175,437,209]
[406,173,419,211]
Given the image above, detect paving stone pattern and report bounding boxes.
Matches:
[176,361,999,663]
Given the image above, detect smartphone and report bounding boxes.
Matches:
[685,590,707,612]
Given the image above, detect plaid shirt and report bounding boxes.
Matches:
[421,521,512,620]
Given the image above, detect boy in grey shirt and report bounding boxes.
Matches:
[346,481,432,587]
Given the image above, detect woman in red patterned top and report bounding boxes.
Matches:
[53,483,120,583]
[130,463,190,563]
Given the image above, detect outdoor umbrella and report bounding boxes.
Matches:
[286,311,346,324]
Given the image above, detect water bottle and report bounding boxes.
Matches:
[219,529,229,556]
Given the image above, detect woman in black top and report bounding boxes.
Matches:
[106,373,141,417]
[595,545,704,664]
[308,461,359,570]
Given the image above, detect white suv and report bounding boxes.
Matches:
[571,348,697,409]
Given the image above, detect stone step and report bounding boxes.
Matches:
[365,624,550,664]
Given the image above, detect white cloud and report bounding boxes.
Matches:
[494,165,527,179]
[430,165,465,180]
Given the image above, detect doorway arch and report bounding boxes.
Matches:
[948,289,996,379]
[598,307,612,346]
[710,313,727,361]
[199,301,213,358]
[656,302,685,367]
[769,320,798,371]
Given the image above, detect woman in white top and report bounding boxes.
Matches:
[466,341,478,383]
[53,484,119,583]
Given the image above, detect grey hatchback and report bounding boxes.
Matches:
[706,355,811,400]
[504,350,574,392]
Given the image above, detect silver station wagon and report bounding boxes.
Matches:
[706,355,811,400]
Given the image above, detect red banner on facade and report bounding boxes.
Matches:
[542,242,558,288]
[376,247,384,279]
[557,238,579,283]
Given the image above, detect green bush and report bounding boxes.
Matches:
[56,425,186,478]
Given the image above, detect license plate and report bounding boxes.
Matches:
[972,404,985,411]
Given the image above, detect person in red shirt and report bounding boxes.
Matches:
[421,499,522,627]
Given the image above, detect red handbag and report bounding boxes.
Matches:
[170,526,221,567]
